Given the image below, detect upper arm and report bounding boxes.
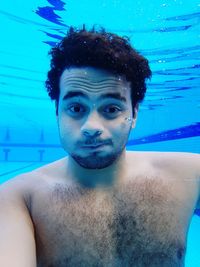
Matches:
[0,177,36,267]
[164,152,200,210]
[187,152,200,209]
[196,154,200,209]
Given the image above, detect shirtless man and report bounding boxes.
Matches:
[0,26,199,267]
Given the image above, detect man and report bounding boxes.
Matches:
[0,26,199,267]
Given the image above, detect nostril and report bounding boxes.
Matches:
[83,130,102,137]
[83,131,90,137]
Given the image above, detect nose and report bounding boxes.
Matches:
[83,130,102,138]
[81,111,104,138]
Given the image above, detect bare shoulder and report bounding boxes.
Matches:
[129,150,200,172]
[0,157,68,206]
[127,150,200,188]
[151,151,200,175]
[0,172,33,203]
[128,151,200,209]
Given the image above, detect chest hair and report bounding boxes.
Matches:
[33,177,186,266]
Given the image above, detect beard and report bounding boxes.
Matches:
[71,144,126,169]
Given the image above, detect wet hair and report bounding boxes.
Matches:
[46,25,152,115]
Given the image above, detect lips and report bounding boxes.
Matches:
[81,140,111,149]
[82,144,105,149]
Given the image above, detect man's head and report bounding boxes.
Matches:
[46,26,152,170]
[46,25,152,116]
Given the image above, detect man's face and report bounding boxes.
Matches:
[57,67,138,169]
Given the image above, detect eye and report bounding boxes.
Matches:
[104,105,121,115]
[68,104,86,114]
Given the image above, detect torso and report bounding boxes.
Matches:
[25,152,199,267]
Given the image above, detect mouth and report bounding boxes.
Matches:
[82,144,106,149]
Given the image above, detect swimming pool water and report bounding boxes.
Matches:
[0,0,199,266]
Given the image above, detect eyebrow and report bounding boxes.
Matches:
[62,91,127,102]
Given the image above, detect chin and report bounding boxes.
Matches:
[71,148,124,169]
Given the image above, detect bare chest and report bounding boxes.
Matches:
[31,177,193,267]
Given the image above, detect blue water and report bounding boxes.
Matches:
[0,0,200,266]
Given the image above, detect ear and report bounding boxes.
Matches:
[131,103,139,129]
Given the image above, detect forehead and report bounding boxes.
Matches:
[59,67,131,98]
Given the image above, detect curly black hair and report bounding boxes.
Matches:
[46,25,152,114]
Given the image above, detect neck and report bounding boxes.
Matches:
[66,149,128,188]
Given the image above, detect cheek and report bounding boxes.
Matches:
[119,119,132,132]
[110,121,131,148]
[58,118,78,140]
[111,119,132,138]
